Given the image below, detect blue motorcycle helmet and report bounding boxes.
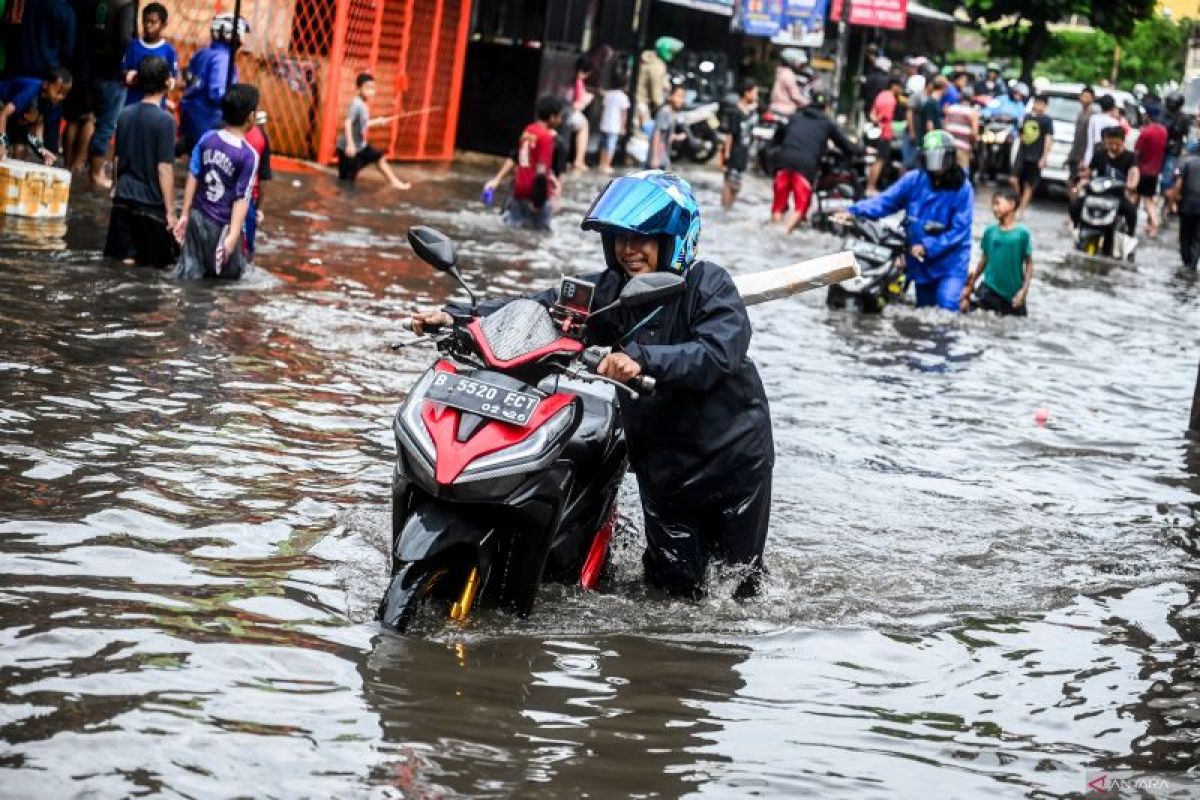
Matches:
[581,170,701,274]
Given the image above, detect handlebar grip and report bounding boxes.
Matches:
[631,374,656,394]
[400,319,414,331]
[581,348,607,371]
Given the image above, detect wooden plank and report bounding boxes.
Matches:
[732,250,861,307]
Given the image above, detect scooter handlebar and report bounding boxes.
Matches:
[581,347,656,395]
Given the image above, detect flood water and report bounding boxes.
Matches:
[3,161,1200,798]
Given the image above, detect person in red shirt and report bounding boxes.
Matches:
[243,110,272,261]
[503,95,565,232]
[1134,103,1168,237]
[866,77,901,195]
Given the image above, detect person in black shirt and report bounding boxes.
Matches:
[1168,142,1200,268]
[771,93,860,233]
[104,56,180,268]
[1069,125,1139,234]
[860,55,892,112]
[1012,94,1054,215]
[974,63,1004,99]
[919,77,946,134]
[1161,92,1191,214]
[721,77,759,209]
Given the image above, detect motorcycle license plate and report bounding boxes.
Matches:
[425,373,542,427]
[821,197,854,211]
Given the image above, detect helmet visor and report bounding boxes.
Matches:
[582,176,690,238]
[923,146,953,173]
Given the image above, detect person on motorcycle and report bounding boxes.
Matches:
[410,172,775,600]
[772,92,861,233]
[1070,124,1139,237]
[769,48,808,116]
[974,63,1004,99]
[635,36,682,130]
[981,80,1026,132]
[839,130,974,312]
[1160,91,1190,214]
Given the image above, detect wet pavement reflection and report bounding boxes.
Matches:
[2,161,1200,797]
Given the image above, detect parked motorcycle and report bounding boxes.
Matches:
[809,149,867,233]
[379,226,685,632]
[752,109,788,175]
[977,115,1015,182]
[670,101,722,163]
[1074,176,1138,261]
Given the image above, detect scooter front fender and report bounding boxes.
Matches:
[395,502,494,563]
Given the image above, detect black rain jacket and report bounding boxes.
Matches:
[455,261,774,508]
[565,261,774,507]
[773,106,861,182]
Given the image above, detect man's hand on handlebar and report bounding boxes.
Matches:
[597,352,642,384]
[409,309,453,335]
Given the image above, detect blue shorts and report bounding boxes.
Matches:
[1161,153,1179,193]
[902,136,920,170]
[914,272,967,312]
[600,132,619,156]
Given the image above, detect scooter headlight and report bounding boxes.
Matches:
[396,369,438,466]
[458,404,576,482]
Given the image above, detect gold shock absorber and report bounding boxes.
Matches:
[450,567,480,621]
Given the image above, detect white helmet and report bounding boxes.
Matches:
[211,13,251,42]
[905,74,926,95]
[779,48,808,70]
[874,56,892,72]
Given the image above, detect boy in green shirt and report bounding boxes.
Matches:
[960,185,1033,316]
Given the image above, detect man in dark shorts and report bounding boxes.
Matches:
[1134,102,1167,236]
[336,72,409,188]
[105,57,179,268]
[1012,93,1053,215]
[721,77,758,209]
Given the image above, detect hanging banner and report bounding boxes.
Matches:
[829,0,907,30]
[775,0,827,47]
[738,0,786,37]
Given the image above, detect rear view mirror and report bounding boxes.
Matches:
[619,272,686,307]
[408,226,457,273]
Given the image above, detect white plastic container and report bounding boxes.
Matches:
[0,159,70,218]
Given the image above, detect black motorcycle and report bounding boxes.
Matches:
[825,217,910,313]
[1075,176,1138,261]
[809,150,868,233]
[380,227,684,632]
[977,115,1015,182]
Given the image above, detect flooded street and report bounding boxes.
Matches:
[3,161,1200,798]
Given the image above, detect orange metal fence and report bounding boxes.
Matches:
[160,0,470,162]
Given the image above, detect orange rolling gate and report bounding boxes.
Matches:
[160,0,470,162]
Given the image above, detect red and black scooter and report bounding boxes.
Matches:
[379,226,683,632]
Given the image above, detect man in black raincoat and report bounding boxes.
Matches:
[413,171,774,599]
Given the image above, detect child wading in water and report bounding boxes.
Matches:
[173,83,261,280]
[961,185,1034,316]
[336,73,410,189]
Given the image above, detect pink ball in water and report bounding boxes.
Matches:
[1034,407,1050,426]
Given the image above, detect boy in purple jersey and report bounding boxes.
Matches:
[122,3,179,106]
[173,84,260,280]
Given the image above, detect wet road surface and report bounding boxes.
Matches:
[2,161,1200,798]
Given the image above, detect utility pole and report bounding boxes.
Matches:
[1190,361,1200,434]
[227,0,244,91]
[832,0,852,115]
